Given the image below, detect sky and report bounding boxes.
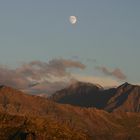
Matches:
[0,0,140,94]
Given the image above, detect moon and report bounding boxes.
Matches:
[69,16,77,24]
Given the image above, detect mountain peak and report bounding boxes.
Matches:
[118,82,140,90]
[118,82,132,89]
[122,82,131,86]
[68,81,102,90]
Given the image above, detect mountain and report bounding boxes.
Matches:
[0,84,140,139]
[50,82,140,112]
[49,81,115,108]
[105,82,140,112]
[0,112,88,140]
[2,108,140,140]
[0,85,93,139]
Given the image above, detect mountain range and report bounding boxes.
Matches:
[50,82,140,112]
[0,82,140,139]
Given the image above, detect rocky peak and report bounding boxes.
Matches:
[68,81,102,91]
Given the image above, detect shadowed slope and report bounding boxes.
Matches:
[50,82,140,113]
[50,81,115,108]
[105,82,140,112]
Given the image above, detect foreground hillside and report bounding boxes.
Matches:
[0,85,140,139]
[50,82,140,112]
[0,112,91,140]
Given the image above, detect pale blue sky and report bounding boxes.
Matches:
[0,0,140,84]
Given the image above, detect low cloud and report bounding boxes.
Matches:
[0,59,126,95]
[96,66,127,80]
[17,59,85,80]
[0,59,85,93]
[72,74,121,88]
[27,81,69,95]
[0,66,29,89]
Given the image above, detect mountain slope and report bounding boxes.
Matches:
[0,112,91,140]
[105,82,140,112]
[0,85,140,139]
[50,82,140,113]
[50,81,116,108]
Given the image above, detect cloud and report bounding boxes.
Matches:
[27,81,69,95]
[96,66,127,80]
[0,59,85,92]
[17,59,85,80]
[0,59,126,95]
[27,73,121,96]
[72,74,121,88]
[28,73,122,95]
[0,66,29,89]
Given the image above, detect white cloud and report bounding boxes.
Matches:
[72,74,121,87]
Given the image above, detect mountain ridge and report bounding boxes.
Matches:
[0,84,140,139]
[50,81,140,112]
